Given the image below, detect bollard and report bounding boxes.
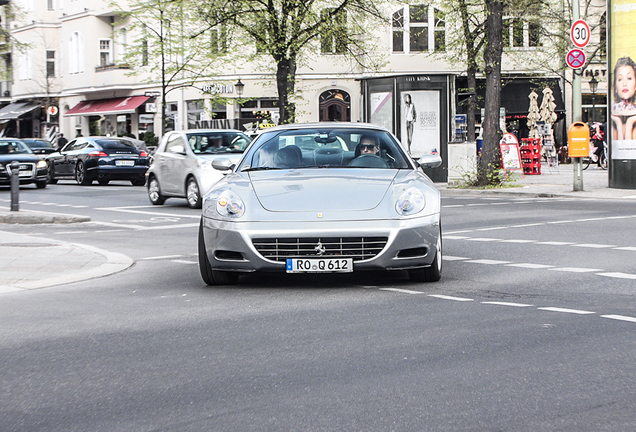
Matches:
[10,160,20,211]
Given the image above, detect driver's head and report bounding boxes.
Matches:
[359,134,379,155]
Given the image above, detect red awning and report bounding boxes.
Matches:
[65,96,149,116]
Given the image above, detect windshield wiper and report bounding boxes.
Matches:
[242,166,282,172]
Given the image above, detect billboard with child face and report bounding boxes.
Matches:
[610,0,636,160]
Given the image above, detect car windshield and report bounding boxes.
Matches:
[24,140,54,149]
[239,128,410,171]
[186,131,252,154]
[0,140,32,155]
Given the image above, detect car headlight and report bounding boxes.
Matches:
[395,187,426,216]
[37,160,47,169]
[216,190,245,218]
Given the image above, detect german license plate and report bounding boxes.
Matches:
[115,160,135,166]
[286,258,353,273]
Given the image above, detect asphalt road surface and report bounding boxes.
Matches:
[1,182,635,431]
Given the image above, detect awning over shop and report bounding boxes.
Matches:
[65,96,149,116]
[0,102,40,123]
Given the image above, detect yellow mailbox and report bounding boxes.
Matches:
[568,122,590,157]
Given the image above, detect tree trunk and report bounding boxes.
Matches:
[479,0,504,185]
[276,57,297,124]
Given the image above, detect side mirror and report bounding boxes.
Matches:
[212,158,235,171]
[416,154,442,169]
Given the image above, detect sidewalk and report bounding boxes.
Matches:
[1,164,635,293]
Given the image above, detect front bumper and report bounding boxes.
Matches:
[0,162,47,185]
[201,215,440,273]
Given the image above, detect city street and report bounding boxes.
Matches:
[1,181,636,431]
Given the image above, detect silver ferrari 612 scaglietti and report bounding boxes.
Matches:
[198,123,442,285]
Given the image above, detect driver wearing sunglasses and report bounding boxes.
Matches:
[358,135,380,155]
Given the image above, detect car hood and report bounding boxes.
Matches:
[249,169,398,212]
[0,154,41,164]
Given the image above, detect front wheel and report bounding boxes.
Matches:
[582,157,591,170]
[147,176,165,205]
[47,162,58,184]
[186,177,202,209]
[599,153,608,170]
[35,180,47,189]
[408,230,442,282]
[198,219,239,286]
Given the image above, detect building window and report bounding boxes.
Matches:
[47,0,54,10]
[392,5,445,54]
[599,13,606,57]
[210,27,227,54]
[116,28,127,63]
[69,31,84,74]
[18,51,32,80]
[46,50,55,77]
[321,8,347,54]
[504,18,541,49]
[99,39,112,66]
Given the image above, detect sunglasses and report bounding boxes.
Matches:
[360,144,378,150]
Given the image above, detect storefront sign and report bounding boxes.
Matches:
[201,84,235,94]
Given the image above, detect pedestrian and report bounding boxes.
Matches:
[57,133,68,150]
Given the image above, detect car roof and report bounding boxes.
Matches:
[259,122,390,133]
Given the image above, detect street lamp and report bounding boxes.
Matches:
[589,75,598,124]
[235,79,244,121]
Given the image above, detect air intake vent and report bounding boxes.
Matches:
[253,237,388,262]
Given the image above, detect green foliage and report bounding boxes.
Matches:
[454,159,521,188]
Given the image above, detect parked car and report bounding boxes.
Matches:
[147,129,252,208]
[21,139,57,155]
[198,122,443,285]
[0,138,48,188]
[46,136,150,186]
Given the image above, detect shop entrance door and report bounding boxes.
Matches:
[319,90,350,122]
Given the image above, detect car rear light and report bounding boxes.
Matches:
[139,151,148,157]
[89,150,108,157]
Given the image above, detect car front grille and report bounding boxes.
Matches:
[3,163,35,178]
[253,237,388,262]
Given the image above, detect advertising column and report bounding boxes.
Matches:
[609,0,636,188]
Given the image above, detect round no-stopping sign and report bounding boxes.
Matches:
[566,48,586,69]
[570,19,591,48]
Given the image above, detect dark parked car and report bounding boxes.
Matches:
[21,139,57,154]
[46,136,150,186]
[0,138,48,188]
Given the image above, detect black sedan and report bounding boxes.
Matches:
[46,136,150,186]
[21,139,57,155]
[0,138,48,188]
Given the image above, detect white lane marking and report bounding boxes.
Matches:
[481,301,534,307]
[94,230,127,233]
[602,315,636,323]
[536,241,575,245]
[510,223,544,228]
[443,255,470,261]
[139,255,185,260]
[500,239,535,243]
[428,294,474,302]
[574,244,617,249]
[443,205,465,208]
[506,263,555,269]
[597,272,636,279]
[172,259,198,265]
[95,207,201,219]
[548,220,575,224]
[444,235,469,240]
[614,247,636,251]
[465,259,512,265]
[538,307,596,315]
[549,267,604,273]
[466,238,500,242]
[380,288,425,295]
[138,223,200,231]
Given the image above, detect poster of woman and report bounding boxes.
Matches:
[610,0,636,159]
[400,91,440,158]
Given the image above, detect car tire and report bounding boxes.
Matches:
[147,176,165,205]
[35,180,47,189]
[408,229,442,282]
[198,219,239,286]
[98,180,110,186]
[75,161,92,185]
[131,178,146,186]
[186,177,202,209]
[47,163,58,184]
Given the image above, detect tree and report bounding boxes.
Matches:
[113,0,230,135]
[195,0,388,124]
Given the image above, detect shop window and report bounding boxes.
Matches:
[187,100,205,129]
[321,8,347,54]
[392,5,445,54]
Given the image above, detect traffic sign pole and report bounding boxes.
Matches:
[571,0,583,191]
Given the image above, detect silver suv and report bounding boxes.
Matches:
[147,129,251,208]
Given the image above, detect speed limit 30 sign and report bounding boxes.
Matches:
[570,19,591,48]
